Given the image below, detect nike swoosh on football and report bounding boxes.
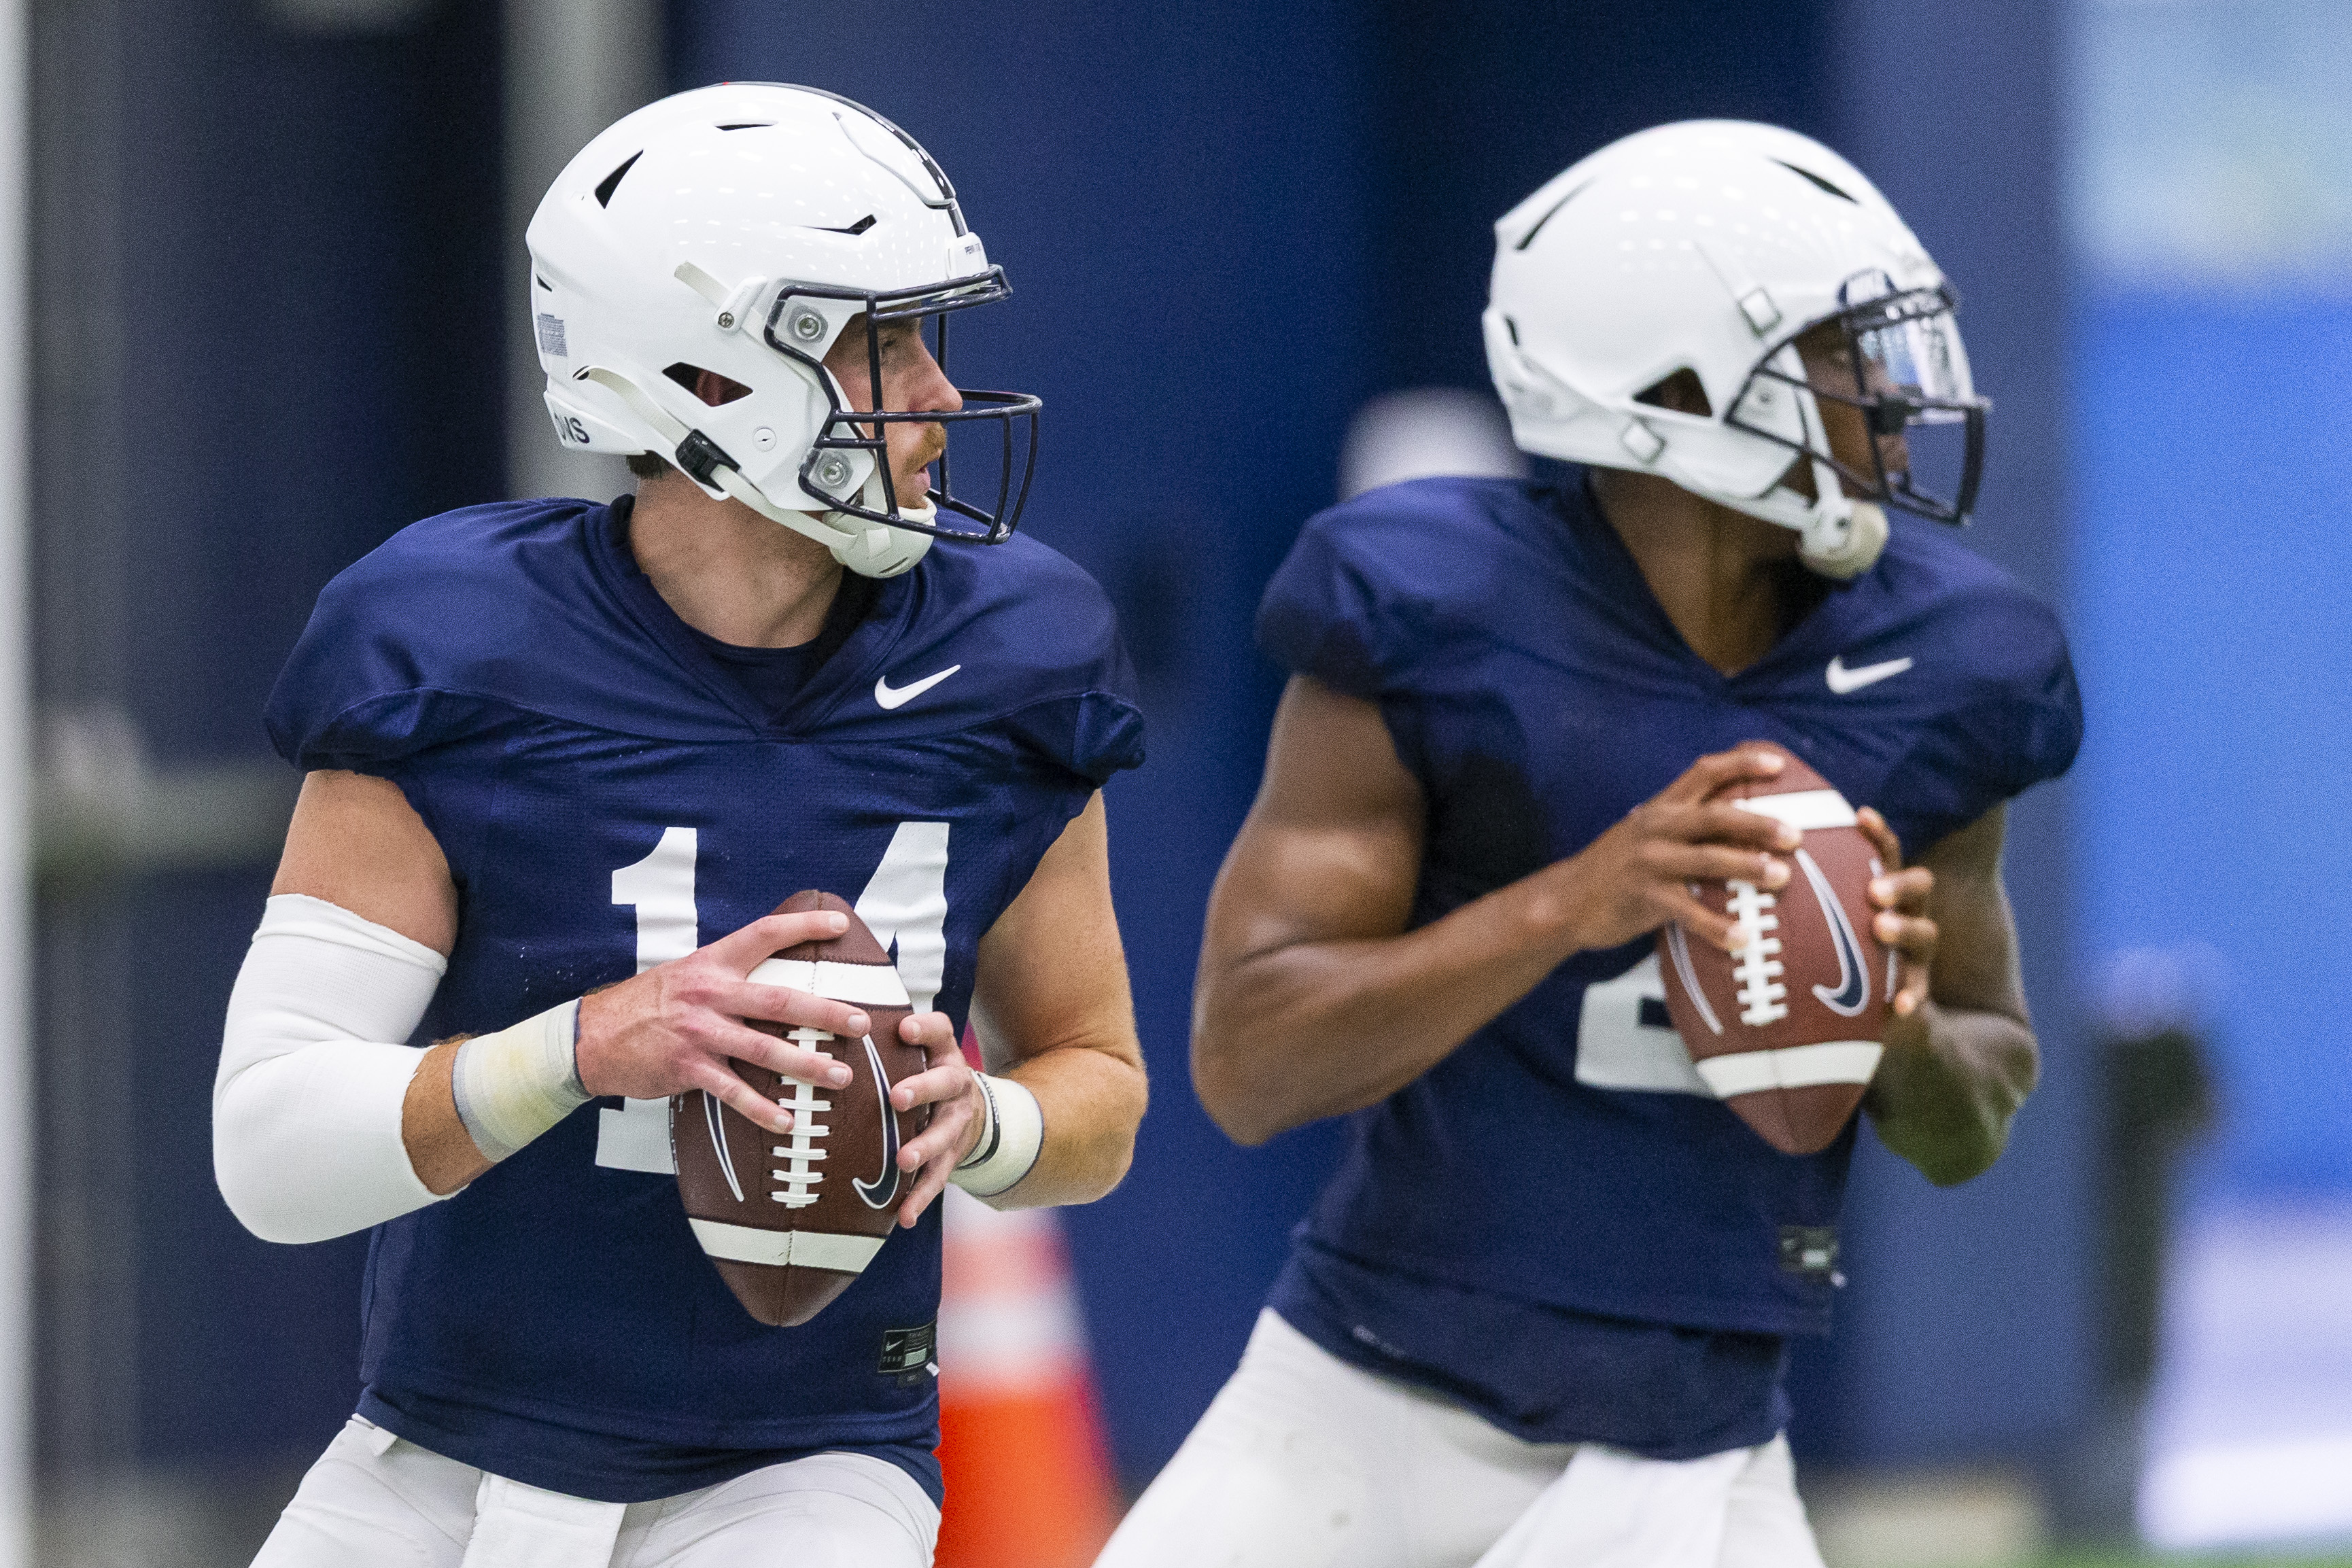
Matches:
[852,1033,903,1210]
[874,664,961,710]
[1824,654,1912,695]
[1796,848,1871,1017]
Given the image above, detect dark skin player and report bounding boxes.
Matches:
[1193,325,2036,1186]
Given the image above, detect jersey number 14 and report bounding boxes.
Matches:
[593,822,950,1174]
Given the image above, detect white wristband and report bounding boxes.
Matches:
[451,1000,589,1162]
[951,1073,1043,1200]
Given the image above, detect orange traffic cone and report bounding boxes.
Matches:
[934,1181,1121,1568]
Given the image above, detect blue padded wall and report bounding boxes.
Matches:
[2074,290,2352,1200]
[33,0,506,1478]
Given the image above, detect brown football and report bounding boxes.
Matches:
[1656,743,1891,1155]
[672,890,930,1327]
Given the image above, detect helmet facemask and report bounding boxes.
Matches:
[1729,275,1988,528]
[765,273,1041,544]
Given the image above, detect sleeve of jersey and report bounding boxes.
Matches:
[263,547,511,776]
[995,575,1147,788]
[1254,508,1412,698]
[1926,588,2085,835]
[2003,620,2084,796]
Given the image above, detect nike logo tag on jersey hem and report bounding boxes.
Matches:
[1825,654,1912,695]
[874,664,961,710]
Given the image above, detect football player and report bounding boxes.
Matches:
[1096,122,2080,1568]
[213,85,1147,1567]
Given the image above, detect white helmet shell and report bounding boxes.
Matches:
[526,84,1033,578]
[1483,120,1984,578]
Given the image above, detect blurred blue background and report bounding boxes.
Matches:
[21,0,2350,1562]
[2070,0,2352,1202]
[2065,1,2352,1550]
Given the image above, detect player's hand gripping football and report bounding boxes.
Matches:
[1856,807,1936,1020]
[575,907,986,1227]
[576,912,875,1123]
[1561,747,1807,952]
[576,909,877,1121]
[883,1017,990,1229]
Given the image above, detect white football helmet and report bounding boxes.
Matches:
[526,84,1039,579]
[1484,120,1986,578]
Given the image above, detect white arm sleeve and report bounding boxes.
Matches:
[213,893,451,1244]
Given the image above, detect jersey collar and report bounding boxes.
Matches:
[1550,474,1861,689]
[585,496,916,737]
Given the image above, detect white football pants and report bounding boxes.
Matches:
[250,1415,939,1568]
[1093,1310,1826,1568]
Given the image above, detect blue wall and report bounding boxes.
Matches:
[2073,288,2352,1200]
[86,4,506,762]
[33,0,506,1478]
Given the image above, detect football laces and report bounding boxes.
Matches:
[769,1026,835,1208]
[1725,880,1789,1026]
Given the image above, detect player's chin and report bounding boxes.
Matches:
[894,465,936,508]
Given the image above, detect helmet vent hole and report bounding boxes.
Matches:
[1771,160,1856,203]
[715,122,773,130]
[663,363,753,407]
[1512,177,1595,251]
[1633,368,1712,417]
[594,151,643,207]
[807,213,878,237]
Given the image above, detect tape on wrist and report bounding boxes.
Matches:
[450,999,589,1163]
[950,1073,1042,1199]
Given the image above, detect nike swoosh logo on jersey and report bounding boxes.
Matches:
[1825,654,1912,695]
[874,664,961,710]
[852,1033,903,1210]
[1797,848,1872,1017]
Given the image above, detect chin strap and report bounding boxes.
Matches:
[1799,497,1888,580]
[1769,449,1887,580]
[1689,383,1891,580]
[1725,475,1890,580]
[1671,447,1890,581]
[576,366,933,580]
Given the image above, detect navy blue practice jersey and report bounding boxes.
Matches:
[1253,474,2079,1457]
[264,497,1143,1502]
